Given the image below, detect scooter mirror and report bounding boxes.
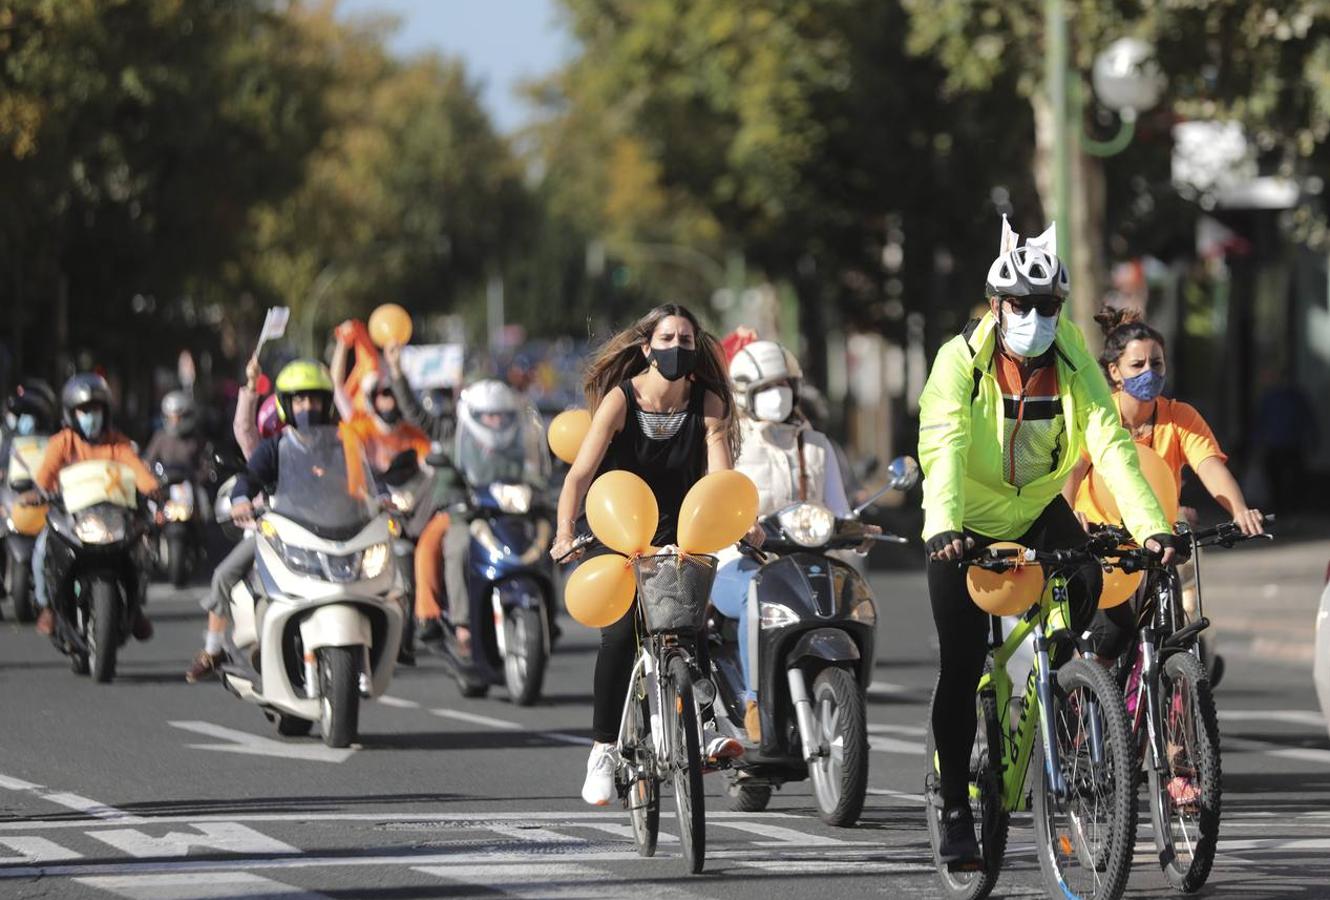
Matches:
[849,455,920,519]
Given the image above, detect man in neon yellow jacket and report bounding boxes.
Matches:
[918,218,1180,867]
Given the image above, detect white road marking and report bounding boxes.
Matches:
[866,788,927,805]
[0,836,84,862]
[735,858,933,875]
[168,721,355,764]
[868,681,913,697]
[869,734,925,755]
[1217,709,1325,728]
[414,862,709,899]
[867,723,927,736]
[430,706,594,746]
[710,820,860,847]
[375,695,420,709]
[1224,736,1330,766]
[76,872,323,899]
[566,821,679,843]
[0,772,144,823]
[488,825,589,845]
[90,822,301,859]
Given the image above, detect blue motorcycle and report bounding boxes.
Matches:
[448,382,556,705]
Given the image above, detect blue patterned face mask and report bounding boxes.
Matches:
[1122,369,1165,401]
[15,414,36,436]
[75,409,104,439]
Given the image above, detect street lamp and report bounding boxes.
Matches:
[1085,37,1166,157]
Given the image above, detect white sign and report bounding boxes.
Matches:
[256,306,291,349]
[400,344,465,390]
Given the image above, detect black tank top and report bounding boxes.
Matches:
[594,379,707,546]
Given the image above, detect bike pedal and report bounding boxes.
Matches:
[945,858,985,874]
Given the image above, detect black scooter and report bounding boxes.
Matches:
[149,461,202,587]
[707,456,920,826]
[42,463,152,682]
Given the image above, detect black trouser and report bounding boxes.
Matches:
[928,496,1102,808]
[593,597,640,744]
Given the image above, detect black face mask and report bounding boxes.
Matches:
[648,346,698,382]
[378,406,401,426]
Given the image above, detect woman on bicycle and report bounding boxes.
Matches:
[918,217,1179,865]
[550,304,745,806]
[1068,306,1264,667]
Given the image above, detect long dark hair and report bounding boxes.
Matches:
[583,304,741,459]
[1094,305,1166,384]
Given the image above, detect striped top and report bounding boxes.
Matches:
[994,351,1065,488]
[635,408,688,441]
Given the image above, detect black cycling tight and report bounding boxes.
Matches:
[927,497,1102,808]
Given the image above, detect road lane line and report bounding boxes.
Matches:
[867,723,927,736]
[0,836,84,862]
[0,809,805,833]
[866,788,926,804]
[709,820,860,846]
[0,773,144,823]
[869,735,924,755]
[168,721,356,764]
[1217,709,1325,727]
[429,706,594,746]
[868,681,914,697]
[76,872,324,899]
[90,822,301,859]
[376,696,421,709]
[488,825,589,845]
[1224,736,1330,765]
[566,821,679,844]
[414,862,709,899]
[735,858,933,875]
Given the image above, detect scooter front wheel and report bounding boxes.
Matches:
[808,667,868,826]
[504,606,547,706]
[89,579,119,684]
[6,558,35,623]
[318,646,360,748]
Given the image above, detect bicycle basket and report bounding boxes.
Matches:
[632,552,718,634]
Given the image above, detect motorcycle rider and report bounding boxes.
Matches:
[918,217,1179,867]
[143,389,211,553]
[185,356,280,682]
[712,340,878,742]
[1,379,58,601]
[27,374,159,638]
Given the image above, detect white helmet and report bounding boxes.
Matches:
[729,340,802,411]
[458,379,521,451]
[985,216,1070,299]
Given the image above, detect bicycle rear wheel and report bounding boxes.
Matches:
[1148,650,1221,892]
[923,676,1008,900]
[1032,657,1136,900]
[667,654,706,874]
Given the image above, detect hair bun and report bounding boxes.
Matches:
[1092,304,1143,335]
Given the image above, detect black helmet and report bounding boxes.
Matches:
[61,373,114,440]
[6,378,58,433]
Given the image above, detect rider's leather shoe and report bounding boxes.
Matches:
[938,804,982,869]
[36,608,54,636]
[131,611,154,641]
[184,650,225,683]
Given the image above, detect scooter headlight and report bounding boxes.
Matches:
[759,600,801,630]
[163,501,192,522]
[848,597,877,625]
[490,483,533,515]
[361,542,390,579]
[75,512,124,544]
[776,503,836,548]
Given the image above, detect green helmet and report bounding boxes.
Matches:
[274,359,335,426]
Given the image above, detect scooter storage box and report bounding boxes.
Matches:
[58,460,137,513]
[633,552,717,634]
[7,436,48,484]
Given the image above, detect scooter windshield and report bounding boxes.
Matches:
[455,402,550,490]
[270,426,377,539]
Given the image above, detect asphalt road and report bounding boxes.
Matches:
[1,530,1328,899]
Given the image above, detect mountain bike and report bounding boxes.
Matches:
[1093,514,1273,893]
[925,541,1138,900]
[615,550,719,875]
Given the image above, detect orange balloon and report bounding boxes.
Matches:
[548,409,592,465]
[564,553,635,628]
[966,542,1045,617]
[676,470,759,554]
[368,303,413,348]
[586,470,659,556]
[1087,444,1179,526]
[1098,546,1144,609]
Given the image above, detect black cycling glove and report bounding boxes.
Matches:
[1144,532,1188,559]
[926,530,966,558]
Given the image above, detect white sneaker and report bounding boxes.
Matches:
[581,742,617,806]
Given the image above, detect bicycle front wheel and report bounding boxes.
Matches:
[1032,657,1136,900]
[623,677,660,857]
[1147,650,1221,892]
[667,654,706,874]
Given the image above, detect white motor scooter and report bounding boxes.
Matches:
[215,427,403,748]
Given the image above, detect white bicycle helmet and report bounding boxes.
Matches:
[729,340,803,411]
[985,216,1070,298]
[458,379,521,451]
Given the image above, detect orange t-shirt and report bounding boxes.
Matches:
[344,413,430,473]
[1075,394,1226,509]
[35,429,159,495]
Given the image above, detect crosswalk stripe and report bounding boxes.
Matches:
[414,862,709,899]
[735,858,933,875]
[0,836,84,863]
[869,735,924,755]
[709,820,857,846]
[566,821,680,843]
[0,772,144,824]
[75,872,323,899]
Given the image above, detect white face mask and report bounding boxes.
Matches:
[751,385,794,423]
[1001,306,1058,358]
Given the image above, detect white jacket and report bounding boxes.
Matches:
[734,416,851,518]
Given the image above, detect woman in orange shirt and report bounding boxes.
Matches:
[1063,306,1263,535]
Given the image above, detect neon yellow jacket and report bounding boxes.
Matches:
[918,311,1170,544]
